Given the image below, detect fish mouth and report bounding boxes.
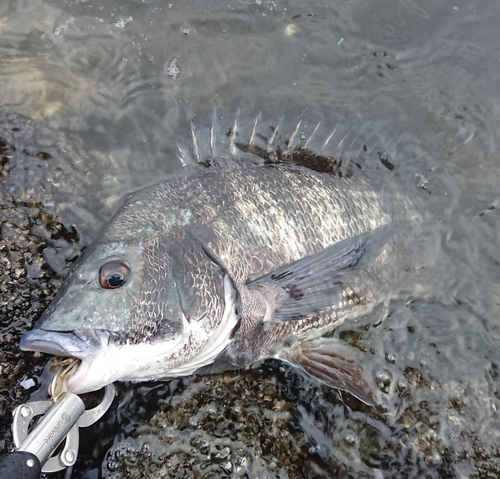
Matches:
[20,326,191,394]
[20,328,104,357]
[20,328,114,394]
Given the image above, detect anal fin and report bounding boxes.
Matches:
[280,337,381,406]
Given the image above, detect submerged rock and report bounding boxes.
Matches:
[104,370,325,479]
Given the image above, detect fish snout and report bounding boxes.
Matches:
[20,328,109,359]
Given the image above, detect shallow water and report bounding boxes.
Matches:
[1,0,500,477]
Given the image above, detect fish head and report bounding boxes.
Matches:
[35,240,152,333]
[20,229,238,394]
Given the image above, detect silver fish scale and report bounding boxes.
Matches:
[125,239,183,344]
[125,240,169,342]
[107,164,387,265]
[193,166,387,284]
[100,158,399,349]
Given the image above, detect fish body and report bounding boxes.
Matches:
[21,115,429,403]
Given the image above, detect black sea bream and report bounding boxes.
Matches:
[21,114,433,404]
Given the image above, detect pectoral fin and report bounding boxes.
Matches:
[247,222,400,322]
[280,337,381,405]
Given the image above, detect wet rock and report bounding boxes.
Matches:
[0,128,79,452]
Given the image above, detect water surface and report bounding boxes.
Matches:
[1,0,500,477]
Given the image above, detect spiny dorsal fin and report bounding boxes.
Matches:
[179,109,427,180]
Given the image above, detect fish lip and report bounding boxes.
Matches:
[20,328,108,360]
[20,328,116,394]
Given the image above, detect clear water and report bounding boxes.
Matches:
[1,0,500,477]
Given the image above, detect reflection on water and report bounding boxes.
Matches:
[1,0,500,477]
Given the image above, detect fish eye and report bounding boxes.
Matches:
[99,260,130,289]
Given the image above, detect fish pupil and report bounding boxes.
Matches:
[108,274,125,287]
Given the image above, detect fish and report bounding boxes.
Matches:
[20,112,432,404]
